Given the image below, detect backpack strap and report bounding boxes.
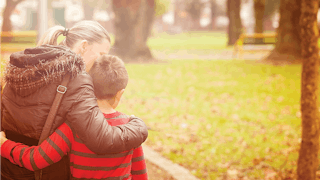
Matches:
[35,74,71,180]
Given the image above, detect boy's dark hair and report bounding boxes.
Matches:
[89,55,128,99]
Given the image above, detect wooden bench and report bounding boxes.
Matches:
[1,31,37,53]
[233,33,277,59]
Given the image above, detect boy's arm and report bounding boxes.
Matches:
[131,146,148,180]
[0,123,73,171]
[66,75,148,155]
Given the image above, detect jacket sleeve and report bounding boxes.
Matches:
[1,123,72,171]
[65,74,148,155]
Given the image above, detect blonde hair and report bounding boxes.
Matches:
[37,21,111,48]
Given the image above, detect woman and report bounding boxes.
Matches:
[1,21,148,180]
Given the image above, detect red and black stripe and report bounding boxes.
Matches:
[1,111,148,180]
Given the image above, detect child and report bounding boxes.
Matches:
[0,55,148,180]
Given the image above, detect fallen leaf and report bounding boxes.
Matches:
[180,123,188,129]
[210,148,216,154]
[253,158,262,166]
[264,168,277,180]
[277,96,284,102]
[232,114,240,120]
[265,96,272,102]
[268,113,276,121]
[227,169,238,177]
[296,111,301,118]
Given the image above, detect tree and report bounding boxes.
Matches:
[297,0,319,179]
[185,0,204,30]
[263,0,279,31]
[174,0,183,27]
[210,0,217,30]
[227,0,242,45]
[209,0,225,30]
[254,0,266,44]
[254,0,265,34]
[264,0,280,19]
[110,0,155,62]
[265,0,301,61]
[2,0,24,32]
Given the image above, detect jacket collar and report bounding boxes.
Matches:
[5,45,85,97]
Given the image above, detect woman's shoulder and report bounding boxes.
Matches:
[68,72,93,89]
[64,72,94,99]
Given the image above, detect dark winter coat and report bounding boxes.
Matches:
[1,45,148,180]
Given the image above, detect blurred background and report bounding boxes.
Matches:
[0,0,279,34]
[0,0,283,62]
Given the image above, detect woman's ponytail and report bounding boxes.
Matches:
[37,21,111,49]
[37,26,64,46]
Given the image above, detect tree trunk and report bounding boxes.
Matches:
[210,0,216,30]
[174,0,189,30]
[265,0,301,61]
[227,0,242,45]
[143,0,155,42]
[174,0,181,26]
[297,0,319,179]
[186,0,203,31]
[111,0,154,62]
[2,0,23,32]
[254,0,265,43]
[192,19,200,30]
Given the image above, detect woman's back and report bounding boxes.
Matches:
[1,45,85,180]
[2,45,84,139]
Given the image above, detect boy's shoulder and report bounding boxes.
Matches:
[103,111,130,126]
[116,111,129,118]
[103,111,129,118]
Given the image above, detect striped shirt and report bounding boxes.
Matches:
[1,111,148,180]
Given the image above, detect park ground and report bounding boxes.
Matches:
[123,32,320,179]
[2,32,320,179]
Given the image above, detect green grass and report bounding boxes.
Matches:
[117,60,307,179]
[147,31,230,50]
[109,31,230,50]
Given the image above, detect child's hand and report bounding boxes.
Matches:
[0,131,6,137]
[0,131,8,146]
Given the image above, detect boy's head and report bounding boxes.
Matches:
[89,55,128,108]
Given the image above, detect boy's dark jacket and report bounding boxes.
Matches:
[1,45,148,180]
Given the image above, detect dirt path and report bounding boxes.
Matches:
[146,160,175,180]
